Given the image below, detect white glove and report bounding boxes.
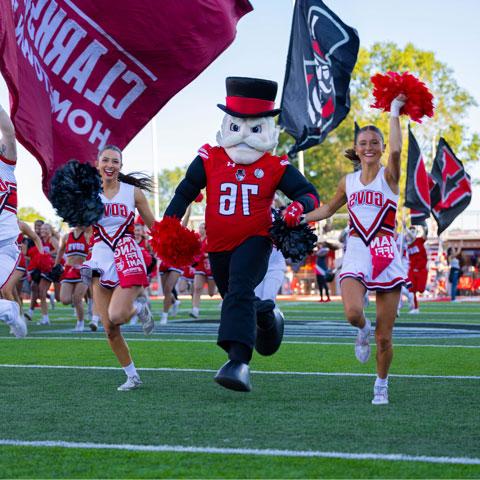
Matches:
[390,95,406,117]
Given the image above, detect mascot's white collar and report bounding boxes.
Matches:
[216,114,279,165]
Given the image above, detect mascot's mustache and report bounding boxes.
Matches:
[217,131,277,152]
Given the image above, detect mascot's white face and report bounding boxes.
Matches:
[216,114,280,165]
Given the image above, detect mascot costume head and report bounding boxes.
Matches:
[216,77,281,164]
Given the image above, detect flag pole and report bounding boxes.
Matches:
[290,0,305,176]
[151,116,160,219]
[298,150,305,175]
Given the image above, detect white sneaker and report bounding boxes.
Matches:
[170,300,180,317]
[137,297,155,335]
[89,319,98,332]
[159,313,168,325]
[355,318,371,363]
[74,321,84,332]
[189,307,199,319]
[137,298,154,335]
[37,318,50,326]
[408,308,419,314]
[49,293,55,310]
[8,303,27,338]
[117,375,142,391]
[372,385,389,405]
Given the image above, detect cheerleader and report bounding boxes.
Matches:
[190,223,216,319]
[0,102,27,337]
[304,95,410,405]
[1,221,43,317]
[81,145,155,391]
[33,223,59,325]
[55,226,92,331]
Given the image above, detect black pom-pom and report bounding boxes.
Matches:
[269,209,317,263]
[48,264,64,283]
[49,160,103,227]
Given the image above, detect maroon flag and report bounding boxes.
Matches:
[0,0,252,193]
[430,138,471,234]
[404,125,432,225]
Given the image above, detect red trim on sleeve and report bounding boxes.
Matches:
[306,192,319,209]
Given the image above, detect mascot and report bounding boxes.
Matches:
[164,77,319,392]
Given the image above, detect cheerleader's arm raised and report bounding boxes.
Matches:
[385,94,406,190]
[304,176,347,222]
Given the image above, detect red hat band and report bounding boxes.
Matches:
[225,96,275,116]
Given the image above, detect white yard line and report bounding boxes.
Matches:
[0,364,478,380]
[0,439,478,465]
[1,335,479,348]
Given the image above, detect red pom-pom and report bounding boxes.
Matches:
[370,71,434,123]
[29,251,54,273]
[194,192,204,203]
[149,217,201,268]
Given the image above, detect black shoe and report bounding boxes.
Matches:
[255,308,284,356]
[214,360,251,392]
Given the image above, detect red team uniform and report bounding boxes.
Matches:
[62,230,89,283]
[408,237,428,293]
[200,145,288,252]
[193,237,212,279]
[15,233,27,278]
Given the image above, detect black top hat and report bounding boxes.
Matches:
[217,77,282,118]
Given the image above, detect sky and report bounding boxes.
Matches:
[1,0,479,222]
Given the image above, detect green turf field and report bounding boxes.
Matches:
[0,299,479,478]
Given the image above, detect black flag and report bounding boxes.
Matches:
[279,0,359,156]
[404,125,432,225]
[430,138,471,234]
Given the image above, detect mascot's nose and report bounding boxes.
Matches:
[239,123,250,138]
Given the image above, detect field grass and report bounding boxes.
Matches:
[0,298,479,478]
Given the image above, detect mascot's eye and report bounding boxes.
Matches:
[230,123,240,132]
[251,125,262,133]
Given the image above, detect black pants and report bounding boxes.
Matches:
[209,236,272,354]
[316,274,329,298]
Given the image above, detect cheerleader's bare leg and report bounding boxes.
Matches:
[340,277,368,328]
[93,277,137,367]
[374,288,401,379]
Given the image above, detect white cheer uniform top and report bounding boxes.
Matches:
[0,154,19,244]
[346,166,397,245]
[93,182,136,249]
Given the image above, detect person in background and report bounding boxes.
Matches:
[407,224,428,314]
[1,221,43,319]
[315,242,331,302]
[55,226,92,331]
[190,222,217,319]
[448,243,463,302]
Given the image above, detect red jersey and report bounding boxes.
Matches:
[65,231,89,258]
[199,145,288,252]
[408,238,427,270]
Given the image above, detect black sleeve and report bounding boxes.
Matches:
[164,155,207,219]
[277,164,320,213]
